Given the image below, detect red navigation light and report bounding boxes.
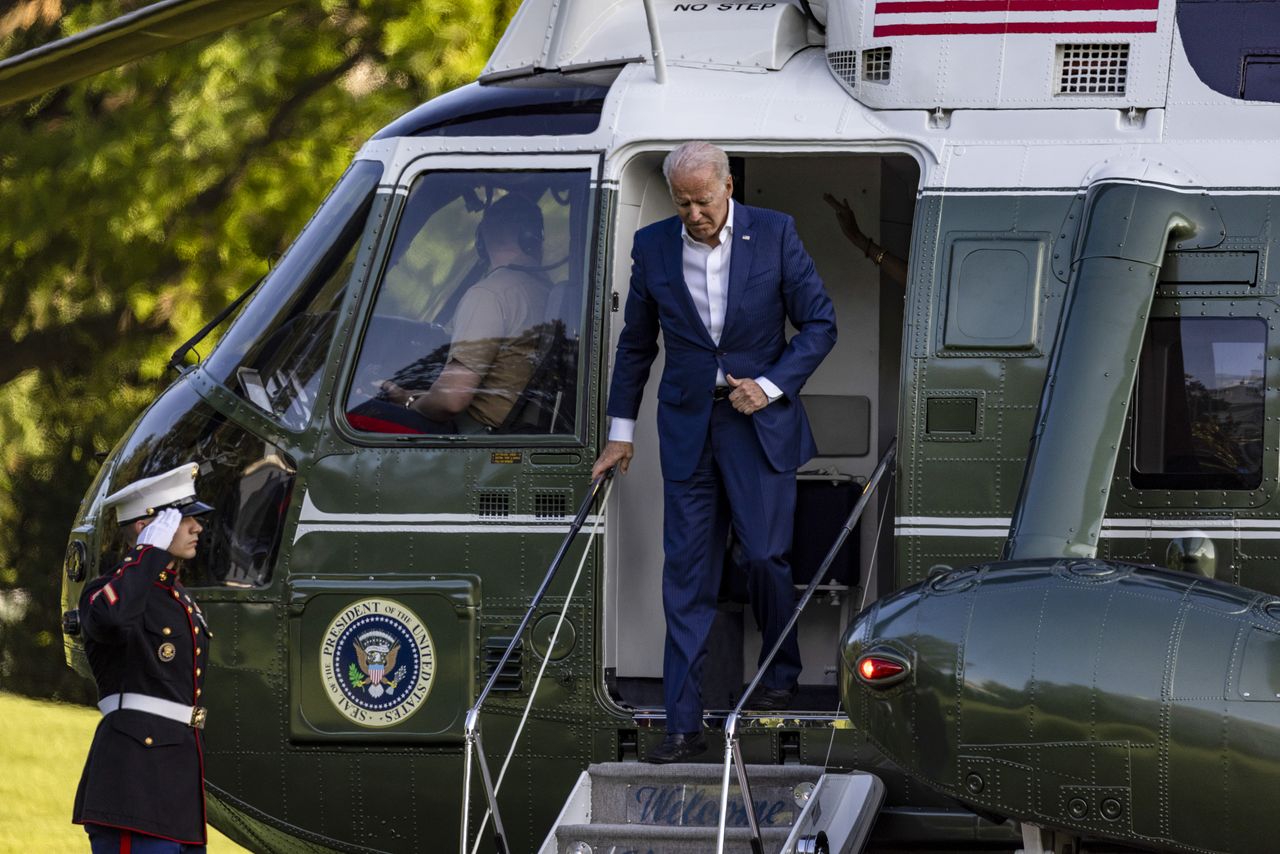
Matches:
[856,654,907,685]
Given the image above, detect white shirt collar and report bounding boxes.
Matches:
[680,198,735,249]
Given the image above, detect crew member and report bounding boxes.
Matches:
[381,192,551,432]
[822,192,908,287]
[592,142,837,763]
[73,463,214,853]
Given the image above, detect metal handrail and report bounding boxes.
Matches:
[714,440,897,854]
[460,471,613,854]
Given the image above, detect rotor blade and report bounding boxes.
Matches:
[0,0,304,107]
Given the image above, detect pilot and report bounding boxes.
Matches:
[73,463,214,853]
[381,192,552,432]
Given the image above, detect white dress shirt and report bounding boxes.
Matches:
[609,201,781,443]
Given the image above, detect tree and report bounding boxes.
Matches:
[0,0,518,701]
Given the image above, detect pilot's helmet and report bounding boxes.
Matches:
[476,193,544,262]
[103,462,215,526]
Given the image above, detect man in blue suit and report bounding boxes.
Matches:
[592,142,837,763]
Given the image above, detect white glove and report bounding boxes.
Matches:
[137,507,182,550]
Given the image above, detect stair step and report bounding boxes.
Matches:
[586,763,823,828]
[555,822,792,854]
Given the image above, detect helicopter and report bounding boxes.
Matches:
[34,0,1280,850]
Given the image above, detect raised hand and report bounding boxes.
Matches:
[822,193,866,246]
[137,507,182,551]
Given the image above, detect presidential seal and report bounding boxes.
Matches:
[320,598,435,727]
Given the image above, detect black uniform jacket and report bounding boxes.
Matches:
[73,544,212,844]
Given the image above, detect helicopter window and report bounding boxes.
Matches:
[101,380,295,588]
[344,169,591,438]
[1132,317,1266,490]
[372,69,619,140]
[1177,2,1280,103]
[204,160,384,430]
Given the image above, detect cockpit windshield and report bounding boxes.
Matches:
[204,159,384,430]
[343,168,593,437]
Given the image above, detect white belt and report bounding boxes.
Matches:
[98,692,207,729]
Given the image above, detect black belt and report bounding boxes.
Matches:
[713,386,732,401]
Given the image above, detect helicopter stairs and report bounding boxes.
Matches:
[540,762,830,854]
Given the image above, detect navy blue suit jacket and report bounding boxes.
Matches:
[607,204,837,482]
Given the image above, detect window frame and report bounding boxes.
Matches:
[1118,297,1278,508]
[332,152,605,448]
[203,159,388,434]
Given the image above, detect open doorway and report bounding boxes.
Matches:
[602,150,919,718]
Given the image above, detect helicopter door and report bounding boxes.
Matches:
[288,152,603,744]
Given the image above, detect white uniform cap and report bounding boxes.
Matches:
[103,462,214,524]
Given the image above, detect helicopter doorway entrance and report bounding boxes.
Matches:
[603,151,919,720]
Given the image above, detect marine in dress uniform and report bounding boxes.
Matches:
[73,463,215,853]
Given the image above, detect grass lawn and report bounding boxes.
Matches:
[0,691,246,853]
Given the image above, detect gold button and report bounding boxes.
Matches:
[193,627,200,636]
[187,606,193,614]
[195,688,201,697]
[172,591,180,599]
[162,627,172,636]
[158,572,167,581]
[144,737,153,746]
[196,668,202,677]
[196,648,202,656]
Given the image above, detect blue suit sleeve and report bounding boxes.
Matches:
[763,216,837,398]
[606,241,662,420]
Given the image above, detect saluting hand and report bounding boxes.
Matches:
[138,508,183,551]
[726,374,768,415]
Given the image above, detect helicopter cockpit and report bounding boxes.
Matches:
[341,170,591,437]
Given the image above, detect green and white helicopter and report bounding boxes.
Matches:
[28,0,1280,851]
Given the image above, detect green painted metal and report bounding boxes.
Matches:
[1006,182,1226,560]
[843,559,1280,853]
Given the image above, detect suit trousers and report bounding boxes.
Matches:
[661,398,803,733]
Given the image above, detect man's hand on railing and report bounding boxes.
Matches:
[591,441,633,480]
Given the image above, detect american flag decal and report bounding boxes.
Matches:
[872,0,1161,37]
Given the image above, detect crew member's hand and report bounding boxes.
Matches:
[592,441,634,480]
[138,508,183,551]
[822,193,865,245]
[380,380,409,405]
[726,374,768,415]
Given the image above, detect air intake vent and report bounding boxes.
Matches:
[476,491,511,518]
[827,49,857,88]
[1055,43,1129,95]
[533,491,569,520]
[862,47,892,83]
[483,636,523,692]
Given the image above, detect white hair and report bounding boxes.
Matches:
[662,141,730,189]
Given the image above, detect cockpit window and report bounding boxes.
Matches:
[205,160,384,430]
[1132,317,1266,490]
[343,169,593,438]
[101,380,295,588]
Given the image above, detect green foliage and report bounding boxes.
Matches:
[0,0,518,700]
[0,691,246,850]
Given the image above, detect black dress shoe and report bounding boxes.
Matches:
[645,731,707,764]
[747,684,797,712]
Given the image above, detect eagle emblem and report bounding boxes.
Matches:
[320,598,434,727]
[349,630,405,699]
